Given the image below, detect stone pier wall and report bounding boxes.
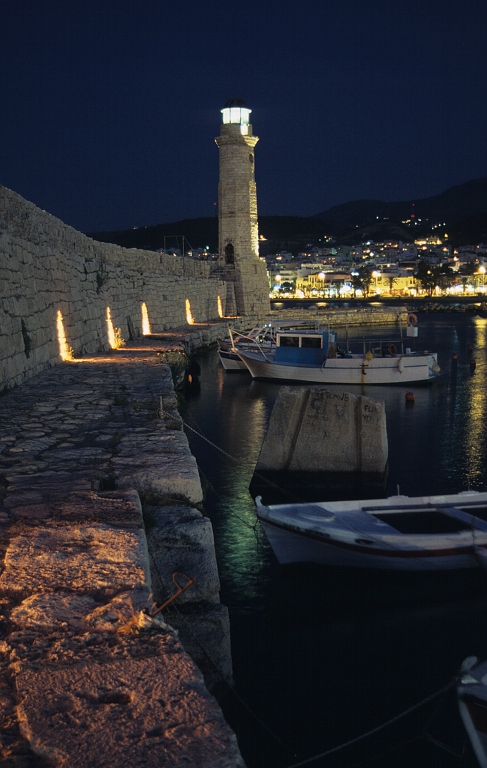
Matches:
[0,186,226,390]
[0,343,245,766]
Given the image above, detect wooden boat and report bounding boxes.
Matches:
[458,656,487,767]
[254,491,487,570]
[234,324,441,385]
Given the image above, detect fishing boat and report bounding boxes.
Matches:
[254,490,487,570]
[217,322,277,371]
[233,322,441,385]
[218,320,322,371]
[457,656,487,767]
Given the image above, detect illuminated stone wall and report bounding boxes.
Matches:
[0,186,226,389]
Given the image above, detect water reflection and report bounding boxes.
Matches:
[184,314,487,768]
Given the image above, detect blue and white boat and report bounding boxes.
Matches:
[255,491,487,570]
[218,320,322,371]
[233,324,441,385]
[217,322,278,371]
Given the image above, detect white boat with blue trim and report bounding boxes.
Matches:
[218,320,322,371]
[233,323,441,385]
[255,491,487,570]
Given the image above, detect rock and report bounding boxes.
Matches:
[0,525,152,600]
[145,505,220,605]
[16,644,246,768]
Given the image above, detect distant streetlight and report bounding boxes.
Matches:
[479,265,486,293]
[372,270,381,294]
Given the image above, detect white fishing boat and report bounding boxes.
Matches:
[218,320,322,371]
[234,323,441,385]
[217,322,277,371]
[254,491,487,570]
[458,656,487,767]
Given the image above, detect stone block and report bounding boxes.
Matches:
[16,646,245,768]
[0,524,151,600]
[252,386,388,501]
[146,504,220,605]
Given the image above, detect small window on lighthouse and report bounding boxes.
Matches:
[225,243,235,264]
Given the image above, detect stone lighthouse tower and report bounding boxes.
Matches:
[215,99,270,317]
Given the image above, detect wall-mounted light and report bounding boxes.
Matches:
[56,310,73,361]
[141,302,151,335]
[185,299,194,325]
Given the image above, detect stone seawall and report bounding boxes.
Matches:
[0,186,227,391]
[0,335,245,767]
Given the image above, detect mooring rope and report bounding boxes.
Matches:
[282,679,456,768]
[147,548,298,758]
[151,402,465,768]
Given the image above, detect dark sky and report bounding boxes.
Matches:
[2,0,487,233]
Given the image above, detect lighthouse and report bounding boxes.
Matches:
[215,99,270,317]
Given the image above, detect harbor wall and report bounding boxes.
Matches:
[0,344,244,766]
[0,185,227,390]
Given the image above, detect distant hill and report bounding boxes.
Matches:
[88,215,326,253]
[88,178,487,250]
[314,178,487,232]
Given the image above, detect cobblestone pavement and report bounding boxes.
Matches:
[0,326,245,768]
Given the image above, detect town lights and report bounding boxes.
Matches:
[478,265,486,294]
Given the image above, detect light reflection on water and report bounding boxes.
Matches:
[184,313,487,767]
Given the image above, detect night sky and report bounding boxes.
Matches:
[2,0,487,233]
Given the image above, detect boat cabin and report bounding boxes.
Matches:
[274,329,337,365]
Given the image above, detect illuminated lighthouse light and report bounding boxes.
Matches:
[221,100,251,135]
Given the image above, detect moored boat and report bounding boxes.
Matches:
[218,320,322,371]
[217,322,277,371]
[255,490,487,570]
[235,324,441,385]
[458,656,487,767]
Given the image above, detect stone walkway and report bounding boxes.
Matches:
[0,324,245,767]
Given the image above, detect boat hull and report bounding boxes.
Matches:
[256,492,487,571]
[258,518,481,570]
[458,659,487,767]
[238,350,440,385]
[217,349,248,371]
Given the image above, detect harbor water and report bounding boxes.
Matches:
[184,311,487,768]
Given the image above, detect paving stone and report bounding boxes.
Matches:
[0,330,241,765]
[0,524,151,600]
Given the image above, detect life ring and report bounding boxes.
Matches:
[408,313,418,327]
[389,344,397,357]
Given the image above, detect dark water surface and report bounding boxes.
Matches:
[184,313,487,768]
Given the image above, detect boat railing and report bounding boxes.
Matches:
[228,328,274,359]
[348,337,408,358]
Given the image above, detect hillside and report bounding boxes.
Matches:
[314,178,487,231]
[88,178,487,250]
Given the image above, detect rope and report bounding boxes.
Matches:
[283,679,456,768]
[182,408,328,508]
[146,548,297,758]
[158,402,462,767]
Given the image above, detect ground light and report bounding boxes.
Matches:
[56,310,74,361]
[185,299,195,325]
[106,307,125,349]
[141,302,151,335]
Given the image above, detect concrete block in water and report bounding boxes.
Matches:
[252,387,388,500]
